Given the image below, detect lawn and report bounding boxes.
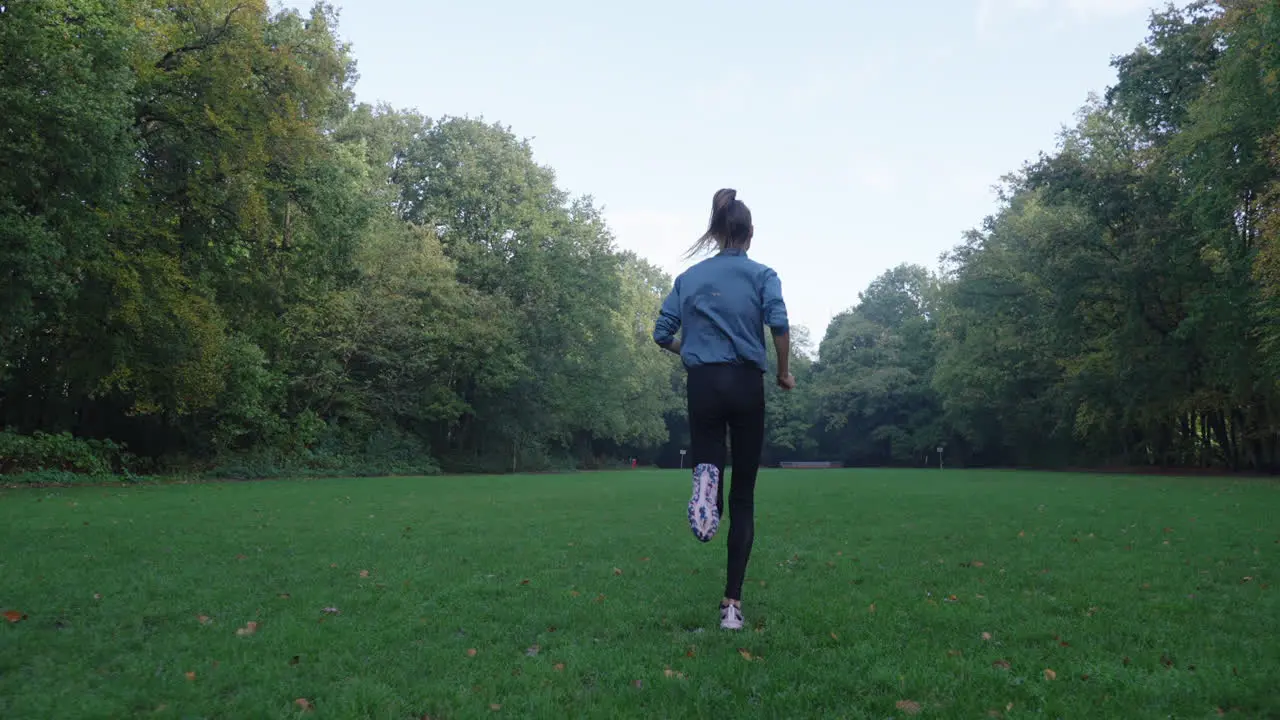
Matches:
[1,469,1277,719]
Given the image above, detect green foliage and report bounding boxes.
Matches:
[0,1,679,477]
[6,0,1278,475]
[0,431,128,477]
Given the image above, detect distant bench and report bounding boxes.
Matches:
[778,461,844,469]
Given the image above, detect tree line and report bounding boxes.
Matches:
[2,1,1277,478]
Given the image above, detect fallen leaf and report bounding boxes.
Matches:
[982,632,993,641]
[525,644,540,657]
[1081,673,1091,681]
[184,671,196,681]
[321,607,340,615]
[467,648,478,657]
[738,648,754,661]
[197,615,212,625]
[3,610,27,623]
[278,593,291,600]
[553,663,565,671]
[594,594,606,603]
[631,679,643,689]
[93,593,102,600]
[946,594,959,603]
[1018,530,1025,538]
[520,579,530,585]
[830,632,839,640]
[547,625,557,633]
[948,649,963,657]
[663,667,686,679]
[570,590,581,597]
[869,603,877,614]
[235,621,259,636]
[295,698,314,712]
[359,569,370,578]
[992,659,1011,670]
[972,560,985,567]
[613,567,623,576]
[236,554,247,560]
[1123,656,1132,666]
[330,563,337,568]
[1242,576,1254,583]
[641,556,650,562]
[1044,668,1057,681]
[686,646,697,658]
[1087,606,1100,616]
[895,700,922,715]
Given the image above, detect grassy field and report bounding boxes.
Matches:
[1,469,1277,719]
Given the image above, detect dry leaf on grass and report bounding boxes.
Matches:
[982,632,993,641]
[3,610,27,623]
[490,703,502,711]
[613,567,623,576]
[992,659,1011,670]
[184,671,196,681]
[868,603,877,614]
[553,663,565,672]
[235,621,259,636]
[663,667,686,679]
[466,648,478,657]
[359,570,370,578]
[895,699,922,715]
[321,607,340,615]
[1043,668,1057,681]
[295,698,314,712]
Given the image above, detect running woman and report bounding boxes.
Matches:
[652,188,794,631]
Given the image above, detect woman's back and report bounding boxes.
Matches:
[654,247,788,371]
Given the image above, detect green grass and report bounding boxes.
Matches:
[1,469,1278,719]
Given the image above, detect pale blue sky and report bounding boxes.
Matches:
[281,0,1171,342]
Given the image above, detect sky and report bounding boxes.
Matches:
[280,0,1174,344]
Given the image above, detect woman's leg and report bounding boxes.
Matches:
[686,366,727,542]
[724,370,766,603]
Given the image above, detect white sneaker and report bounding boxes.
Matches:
[720,603,744,631]
[687,464,720,543]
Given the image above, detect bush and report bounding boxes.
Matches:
[0,431,130,477]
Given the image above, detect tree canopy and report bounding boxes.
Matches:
[2,1,1277,477]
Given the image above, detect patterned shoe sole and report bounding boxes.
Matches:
[687,463,720,543]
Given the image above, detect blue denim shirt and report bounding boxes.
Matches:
[653,248,789,372]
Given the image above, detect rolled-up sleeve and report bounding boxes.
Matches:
[653,278,681,347]
[761,269,789,335]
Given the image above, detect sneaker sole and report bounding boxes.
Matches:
[688,463,720,542]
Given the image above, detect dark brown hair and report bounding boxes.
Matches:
[686,188,753,257]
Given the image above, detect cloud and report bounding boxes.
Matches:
[976,0,1157,37]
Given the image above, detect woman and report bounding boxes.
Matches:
[652,188,794,631]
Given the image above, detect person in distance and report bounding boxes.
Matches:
[652,188,795,631]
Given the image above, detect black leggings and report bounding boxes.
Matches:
[687,363,766,602]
